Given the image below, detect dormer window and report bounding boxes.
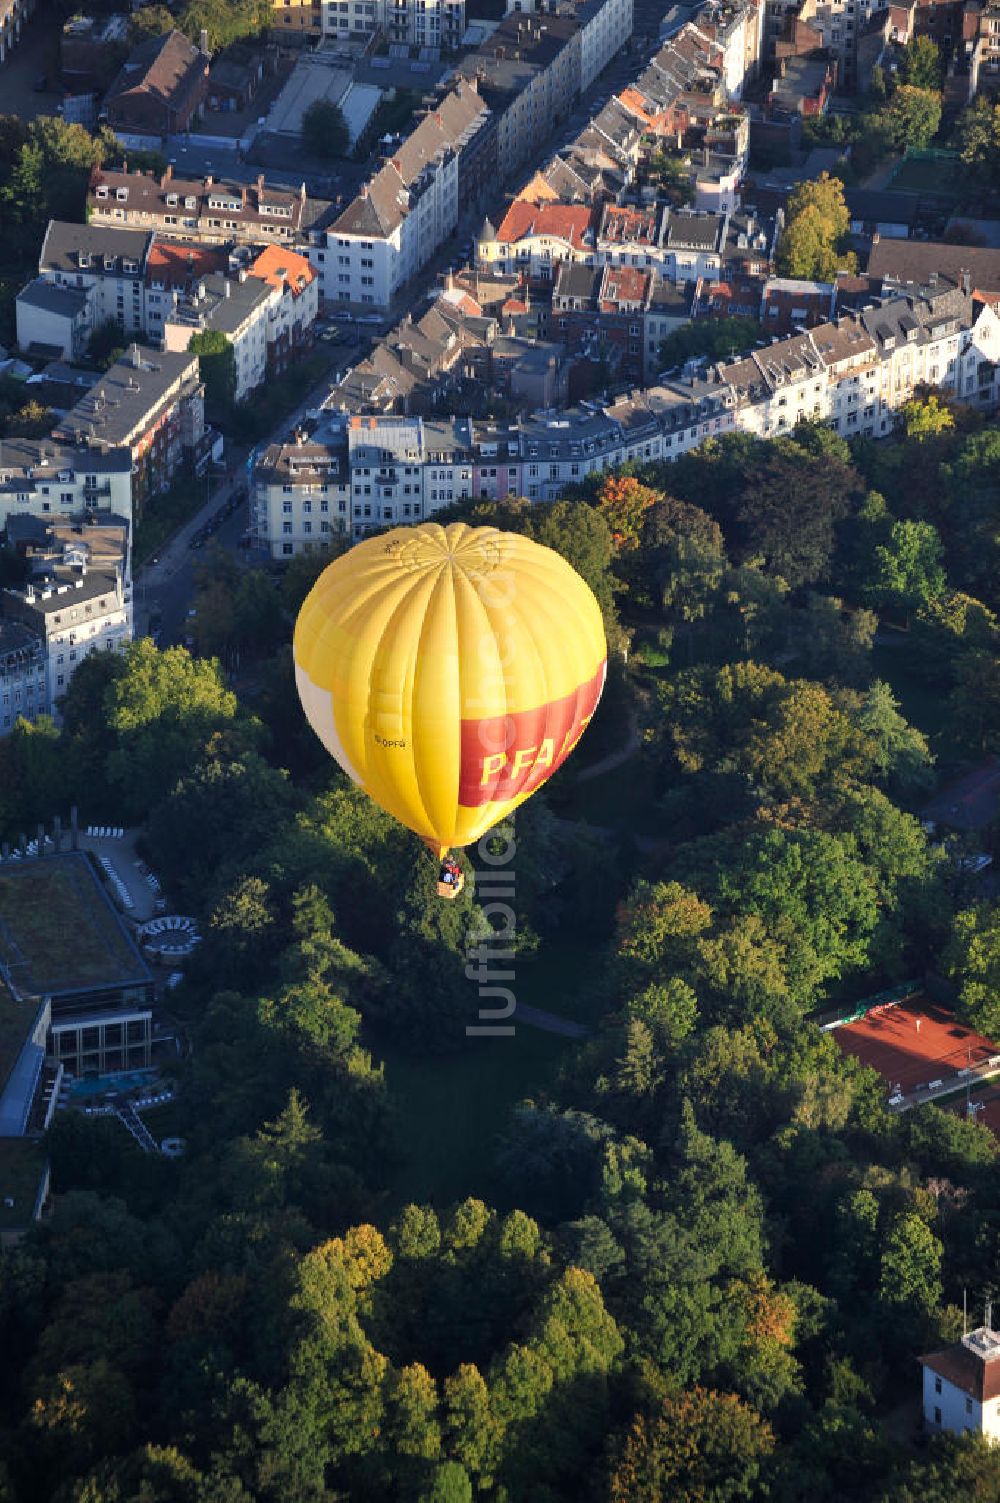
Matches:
[184,196,196,209]
[115,188,128,202]
[166,193,179,206]
[95,186,108,200]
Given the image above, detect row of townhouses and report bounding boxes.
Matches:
[306,0,635,312]
[254,280,1000,556]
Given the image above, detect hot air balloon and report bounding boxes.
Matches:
[293,521,607,897]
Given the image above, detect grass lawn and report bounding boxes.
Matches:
[379,1028,566,1214]
[0,987,39,1097]
[0,854,147,1000]
[377,940,596,1212]
[0,1138,46,1231]
[890,156,961,197]
[557,755,661,835]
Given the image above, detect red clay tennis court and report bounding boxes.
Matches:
[834,996,1000,1096]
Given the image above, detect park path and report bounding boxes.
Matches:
[515,1003,592,1038]
[576,711,641,783]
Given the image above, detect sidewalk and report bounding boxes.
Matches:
[888,1052,1000,1113]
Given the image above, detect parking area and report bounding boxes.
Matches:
[187,485,247,555]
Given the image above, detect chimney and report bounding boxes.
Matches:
[257,173,265,193]
[162,164,173,185]
[199,26,209,52]
[241,185,247,207]
[962,269,972,295]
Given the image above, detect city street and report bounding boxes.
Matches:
[133,40,654,649]
[137,327,370,648]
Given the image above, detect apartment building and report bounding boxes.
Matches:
[694,0,766,96]
[87,167,330,250]
[507,0,633,89]
[15,280,92,361]
[262,279,1000,552]
[0,439,133,533]
[38,223,152,340]
[321,0,466,47]
[272,0,466,46]
[163,273,274,402]
[1,519,132,723]
[311,81,490,310]
[249,245,320,374]
[481,199,727,282]
[0,620,46,734]
[457,13,582,180]
[480,201,598,277]
[54,346,204,509]
[252,437,351,557]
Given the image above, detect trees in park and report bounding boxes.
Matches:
[607,1384,774,1503]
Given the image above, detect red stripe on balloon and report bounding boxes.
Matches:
[458,661,606,808]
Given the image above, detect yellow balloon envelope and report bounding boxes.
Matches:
[293,522,607,856]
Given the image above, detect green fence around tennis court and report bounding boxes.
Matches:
[818,980,921,1032]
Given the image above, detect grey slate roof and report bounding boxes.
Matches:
[16,280,90,318]
[56,346,199,449]
[39,222,151,278]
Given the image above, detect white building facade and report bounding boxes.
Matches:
[922,1325,1000,1442]
[255,285,1000,553]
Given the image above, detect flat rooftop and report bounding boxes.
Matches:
[0,851,152,1003]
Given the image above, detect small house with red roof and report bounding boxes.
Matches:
[921,1320,1000,1441]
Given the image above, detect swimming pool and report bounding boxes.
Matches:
[68,1069,160,1100]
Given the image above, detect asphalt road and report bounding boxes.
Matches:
[138,327,371,647]
[138,471,249,650]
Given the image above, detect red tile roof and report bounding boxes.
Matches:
[249,243,315,297]
[600,203,658,245]
[921,1342,1000,1403]
[495,200,596,252]
[599,265,651,306]
[145,239,227,286]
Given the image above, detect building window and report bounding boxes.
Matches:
[934,1407,942,1426]
[935,1377,942,1395]
[966,1397,973,1414]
